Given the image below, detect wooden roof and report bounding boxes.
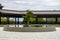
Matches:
[0,9,60,17]
[0,9,60,14]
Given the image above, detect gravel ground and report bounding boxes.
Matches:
[0,27,60,40]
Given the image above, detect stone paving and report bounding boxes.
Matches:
[0,27,60,40]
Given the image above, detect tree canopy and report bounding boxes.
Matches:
[23,10,34,27]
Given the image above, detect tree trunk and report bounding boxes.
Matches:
[27,21,29,27]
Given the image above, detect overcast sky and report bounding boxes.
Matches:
[0,0,60,10]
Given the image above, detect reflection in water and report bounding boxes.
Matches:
[9,25,23,27]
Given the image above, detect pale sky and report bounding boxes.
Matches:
[0,0,60,10]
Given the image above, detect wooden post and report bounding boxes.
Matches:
[36,17,38,24]
[0,12,1,24]
[46,17,47,27]
[7,17,9,27]
[45,17,47,24]
[15,17,16,27]
[55,17,57,24]
[7,17,9,24]
[18,17,19,27]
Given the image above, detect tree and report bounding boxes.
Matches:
[30,18,36,24]
[0,4,3,9]
[23,10,34,27]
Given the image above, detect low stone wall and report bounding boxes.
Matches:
[4,26,56,32]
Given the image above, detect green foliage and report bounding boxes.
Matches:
[1,18,7,24]
[38,18,45,23]
[23,10,34,27]
[9,19,15,24]
[30,18,36,23]
[47,18,55,23]
[57,18,60,23]
[1,18,15,24]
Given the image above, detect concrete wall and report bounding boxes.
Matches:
[4,26,56,32]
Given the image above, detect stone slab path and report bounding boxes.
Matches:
[0,27,60,40]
